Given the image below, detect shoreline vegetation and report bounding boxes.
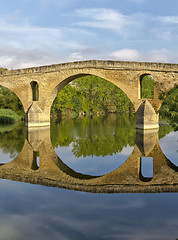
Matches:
[0,109,22,124]
[0,68,177,129]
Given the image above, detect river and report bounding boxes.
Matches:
[0,114,177,240]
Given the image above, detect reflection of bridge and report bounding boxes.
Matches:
[0,60,177,129]
[0,127,177,193]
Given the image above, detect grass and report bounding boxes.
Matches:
[0,109,21,124]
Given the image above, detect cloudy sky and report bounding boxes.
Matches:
[0,0,178,69]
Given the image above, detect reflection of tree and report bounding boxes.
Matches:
[0,122,25,158]
[159,124,174,139]
[51,115,136,158]
[0,115,175,160]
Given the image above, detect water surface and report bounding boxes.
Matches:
[0,115,177,240]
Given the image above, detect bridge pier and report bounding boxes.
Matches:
[135,100,159,129]
[25,102,50,127]
[25,100,160,130]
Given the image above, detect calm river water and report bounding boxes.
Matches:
[0,115,177,240]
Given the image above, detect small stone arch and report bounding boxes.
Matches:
[140,74,154,99]
[31,81,39,101]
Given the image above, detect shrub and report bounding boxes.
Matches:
[0,109,21,124]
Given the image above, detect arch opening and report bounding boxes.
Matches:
[140,74,154,99]
[50,74,136,176]
[139,157,153,182]
[31,81,39,101]
[50,74,135,119]
[31,151,40,170]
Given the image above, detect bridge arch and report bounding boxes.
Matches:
[139,73,154,99]
[47,72,136,117]
[30,81,39,101]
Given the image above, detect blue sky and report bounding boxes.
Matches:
[0,0,178,68]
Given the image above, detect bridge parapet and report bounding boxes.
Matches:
[0,60,178,76]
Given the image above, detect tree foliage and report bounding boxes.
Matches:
[0,86,25,119]
[159,84,178,130]
[141,75,154,99]
[0,109,21,123]
[51,75,134,117]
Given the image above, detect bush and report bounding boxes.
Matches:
[0,109,21,124]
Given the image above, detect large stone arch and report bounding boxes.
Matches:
[45,71,136,117]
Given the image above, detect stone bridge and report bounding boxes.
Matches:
[0,60,177,129]
[0,127,177,193]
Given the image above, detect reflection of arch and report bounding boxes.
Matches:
[31,81,39,101]
[0,126,177,193]
[31,151,40,170]
[140,74,154,99]
[139,157,153,182]
[48,73,135,115]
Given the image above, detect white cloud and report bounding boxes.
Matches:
[157,16,178,24]
[111,49,141,61]
[74,8,143,35]
[0,46,62,69]
[67,52,84,61]
[110,48,178,63]
[0,17,90,68]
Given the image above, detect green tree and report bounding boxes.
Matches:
[141,75,154,99]
[159,84,178,130]
[51,75,135,117]
[0,86,25,118]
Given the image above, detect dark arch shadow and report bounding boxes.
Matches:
[30,81,39,101]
